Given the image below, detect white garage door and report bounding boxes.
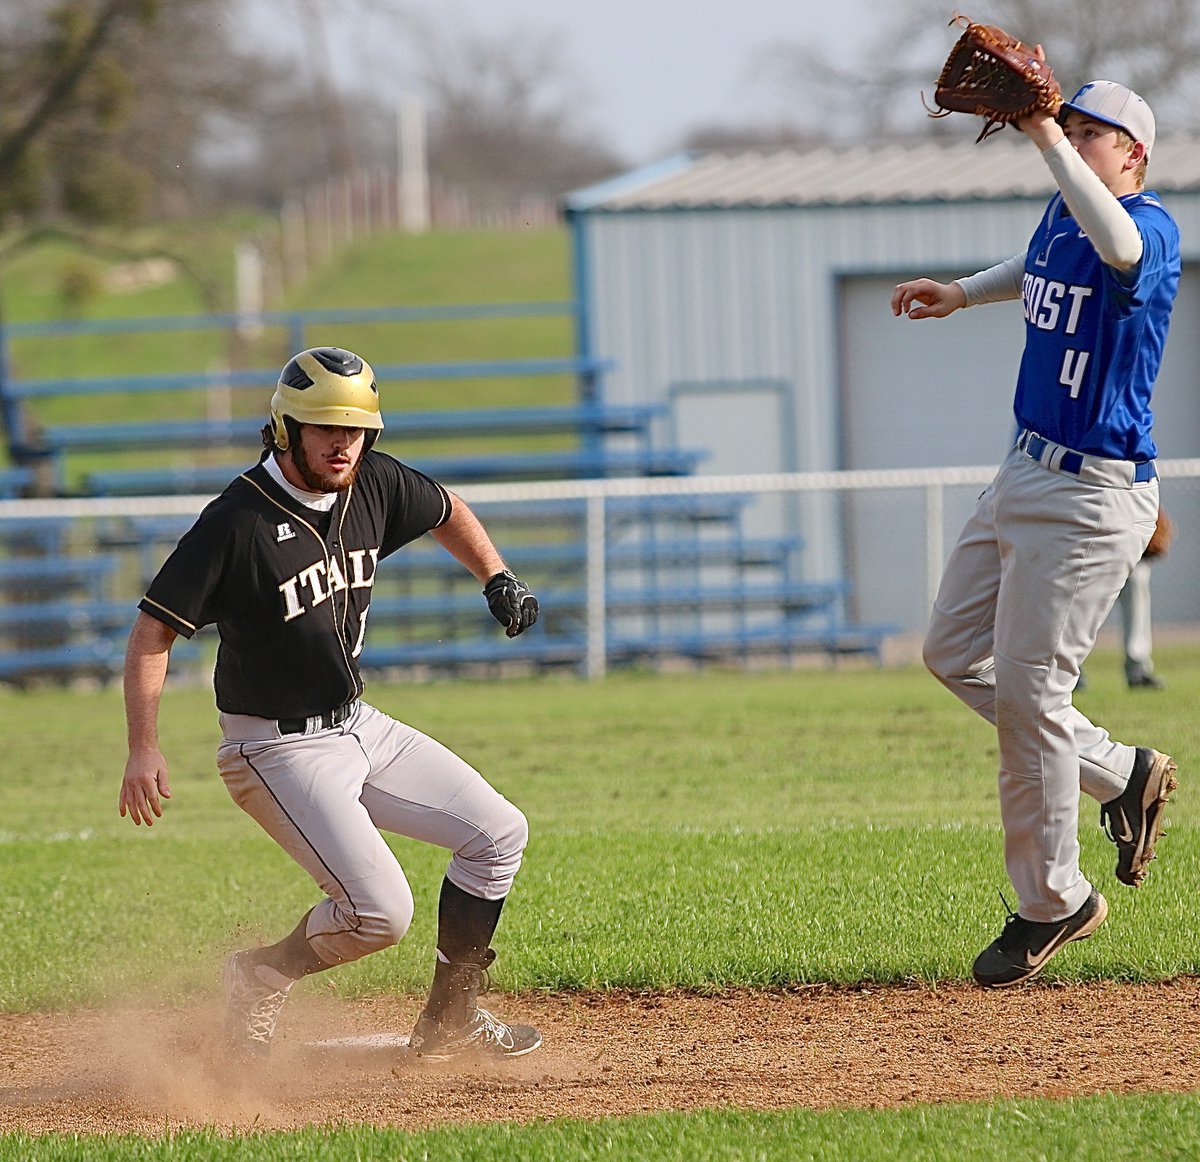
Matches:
[840,273,1024,471]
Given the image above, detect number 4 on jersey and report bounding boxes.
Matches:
[1060,349,1090,399]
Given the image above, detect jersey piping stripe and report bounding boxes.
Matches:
[241,472,326,542]
[332,500,355,653]
[243,469,362,693]
[433,485,452,529]
[241,742,364,941]
[139,596,197,635]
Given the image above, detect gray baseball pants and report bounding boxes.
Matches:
[216,699,528,967]
[923,441,1159,922]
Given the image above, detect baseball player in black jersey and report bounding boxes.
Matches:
[119,347,542,1061]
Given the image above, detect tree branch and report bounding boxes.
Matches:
[0,0,152,174]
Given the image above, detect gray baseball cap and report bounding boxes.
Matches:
[1061,80,1155,157]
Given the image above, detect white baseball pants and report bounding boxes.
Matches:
[216,700,528,967]
[923,443,1159,921]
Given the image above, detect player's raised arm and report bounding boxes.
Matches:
[119,610,177,826]
[1019,90,1151,272]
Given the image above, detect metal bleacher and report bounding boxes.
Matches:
[38,402,669,451]
[82,446,707,497]
[0,304,894,683]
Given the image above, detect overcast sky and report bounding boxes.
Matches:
[250,0,870,165]
[417,0,858,161]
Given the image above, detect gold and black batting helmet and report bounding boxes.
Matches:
[269,347,384,451]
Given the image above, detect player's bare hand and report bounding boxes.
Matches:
[891,279,967,320]
[1017,106,1063,146]
[119,751,172,826]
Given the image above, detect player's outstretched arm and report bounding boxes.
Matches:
[891,278,968,320]
[430,492,539,637]
[119,611,177,827]
[429,491,507,582]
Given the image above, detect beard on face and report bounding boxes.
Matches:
[291,437,362,493]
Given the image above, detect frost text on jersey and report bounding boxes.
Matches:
[1023,274,1094,399]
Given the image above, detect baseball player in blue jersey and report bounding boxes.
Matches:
[892,80,1180,987]
[119,347,543,1059]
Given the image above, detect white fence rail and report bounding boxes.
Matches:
[1,459,1196,680]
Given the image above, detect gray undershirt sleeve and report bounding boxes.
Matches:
[955,253,1026,306]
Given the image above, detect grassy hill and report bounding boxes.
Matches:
[0,223,576,479]
[3,223,572,372]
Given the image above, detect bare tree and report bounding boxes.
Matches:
[290,0,358,173]
[0,0,157,220]
[112,3,280,216]
[406,18,624,198]
[764,0,1200,142]
[0,0,147,177]
[4,0,625,220]
[0,0,272,224]
[286,1,624,190]
[202,84,397,209]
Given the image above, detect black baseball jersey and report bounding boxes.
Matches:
[139,451,451,718]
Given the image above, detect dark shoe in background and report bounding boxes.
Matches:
[1126,663,1165,690]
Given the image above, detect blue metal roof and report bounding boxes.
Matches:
[563,135,1200,212]
[562,152,701,212]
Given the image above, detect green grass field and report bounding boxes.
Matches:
[2,223,1196,1156]
[0,649,1197,1157]
[7,1095,1200,1162]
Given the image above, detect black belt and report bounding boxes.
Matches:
[1018,431,1157,483]
[277,701,356,735]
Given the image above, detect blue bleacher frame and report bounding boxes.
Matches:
[38,402,668,451]
[0,302,895,681]
[82,447,707,497]
[0,302,624,483]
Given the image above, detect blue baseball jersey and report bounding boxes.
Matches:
[1013,188,1180,461]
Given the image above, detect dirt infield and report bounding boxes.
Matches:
[2,980,1198,1136]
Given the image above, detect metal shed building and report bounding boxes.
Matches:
[562,136,1200,630]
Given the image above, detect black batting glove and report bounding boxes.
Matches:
[483,570,540,638]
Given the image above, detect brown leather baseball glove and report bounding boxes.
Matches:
[1144,509,1174,559]
[925,15,1063,142]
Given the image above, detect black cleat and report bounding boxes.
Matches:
[223,949,292,1057]
[409,1006,542,1061]
[409,953,541,1061]
[1101,748,1178,886]
[973,889,1108,988]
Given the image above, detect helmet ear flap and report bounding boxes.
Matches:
[278,415,302,452]
[269,413,301,452]
[271,411,290,451]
